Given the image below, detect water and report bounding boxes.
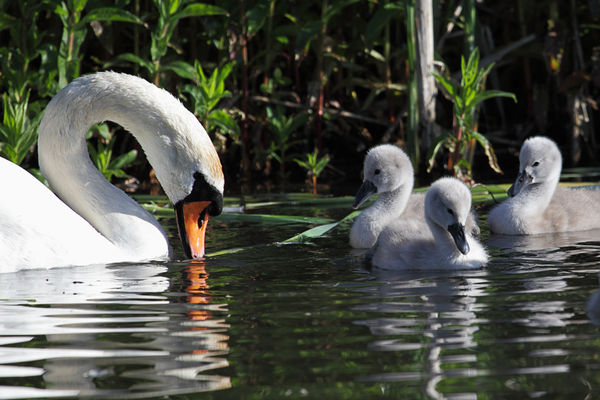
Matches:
[2,197,600,399]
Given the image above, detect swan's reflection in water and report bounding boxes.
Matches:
[355,259,578,400]
[354,269,487,399]
[0,261,230,399]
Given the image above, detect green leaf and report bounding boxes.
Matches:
[365,4,402,45]
[111,149,138,170]
[472,131,503,174]
[295,19,321,53]
[426,132,455,173]
[207,110,240,137]
[324,0,361,23]
[246,1,269,37]
[282,210,361,244]
[314,156,330,175]
[216,213,334,225]
[162,60,195,80]
[0,13,16,31]
[79,7,145,27]
[294,159,310,170]
[465,90,516,113]
[106,53,153,72]
[432,71,458,100]
[169,3,227,23]
[282,222,339,244]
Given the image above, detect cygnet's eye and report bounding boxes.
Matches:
[374,169,381,175]
[447,208,454,216]
[532,161,540,167]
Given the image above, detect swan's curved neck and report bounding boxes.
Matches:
[37,75,178,258]
[518,177,558,212]
[374,178,414,215]
[427,218,459,255]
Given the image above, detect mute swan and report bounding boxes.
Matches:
[371,177,488,270]
[488,136,600,235]
[0,72,224,271]
[350,144,479,249]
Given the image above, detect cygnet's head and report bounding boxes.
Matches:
[353,144,414,209]
[425,177,472,255]
[508,136,562,197]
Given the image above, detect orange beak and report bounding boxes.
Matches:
[176,201,211,259]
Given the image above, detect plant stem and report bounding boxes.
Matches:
[453,114,464,170]
[384,0,394,123]
[240,0,251,190]
[315,0,328,153]
[463,0,476,59]
[405,0,419,167]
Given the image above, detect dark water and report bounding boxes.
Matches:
[2,197,600,399]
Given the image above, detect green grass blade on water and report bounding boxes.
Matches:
[282,210,361,244]
[215,213,334,225]
[140,202,334,224]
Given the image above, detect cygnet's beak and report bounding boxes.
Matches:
[447,223,470,255]
[353,180,377,209]
[508,171,527,197]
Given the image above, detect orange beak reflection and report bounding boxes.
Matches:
[176,201,211,259]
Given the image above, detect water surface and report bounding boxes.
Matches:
[2,196,600,399]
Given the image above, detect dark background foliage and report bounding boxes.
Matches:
[1,0,599,195]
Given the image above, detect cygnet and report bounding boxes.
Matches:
[488,136,600,234]
[349,144,415,248]
[371,177,488,270]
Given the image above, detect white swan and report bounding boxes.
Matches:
[349,144,479,249]
[371,177,488,270]
[488,136,600,234]
[0,72,224,271]
[349,144,414,248]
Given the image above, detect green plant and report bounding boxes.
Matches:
[294,149,330,194]
[428,48,517,182]
[110,0,227,85]
[53,0,144,89]
[86,123,138,182]
[181,60,239,149]
[265,106,309,180]
[0,90,41,166]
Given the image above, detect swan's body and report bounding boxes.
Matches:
[349,144,478,249]
[349,145,415,249]
[0,72,224,272]
[372,177,488,270]
[488,136,600,235]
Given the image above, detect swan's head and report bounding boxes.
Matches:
[425,177,472,255]
[94,72,225,260]
[508,136,562,197]
[353,144,414,209]
[150,98,225,261]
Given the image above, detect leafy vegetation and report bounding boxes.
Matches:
[295,149,330,194]
[429,49,517,182]
[0,0,598,192]
[86,123,138,181]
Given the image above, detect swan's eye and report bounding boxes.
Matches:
[374,169,381,175]
[447,208,454,215]
[532,161,540,167]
